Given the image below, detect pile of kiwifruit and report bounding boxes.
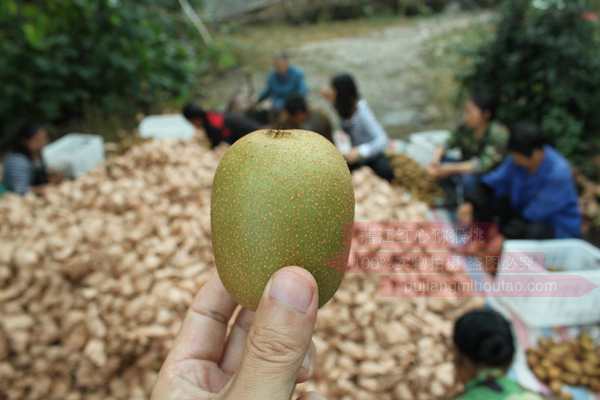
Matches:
[527,333,600,399]
[388,154,443,204]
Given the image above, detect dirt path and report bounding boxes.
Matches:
[203,12,490,138]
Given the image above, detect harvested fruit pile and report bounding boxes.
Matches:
[578,173,600,230]
[527,334,600,399]
[0,140,223,399]
[359,229,475,299]
[388,154,443,205]
[0,140,480,399]
[353,167,431,222]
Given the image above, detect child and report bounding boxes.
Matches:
[454,308,543,399]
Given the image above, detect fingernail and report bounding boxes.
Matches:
[269,268,314,313]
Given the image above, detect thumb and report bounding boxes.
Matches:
[227,266,318,399]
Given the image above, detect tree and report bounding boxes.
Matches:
[460,0,600,174]
[0,1,202,144]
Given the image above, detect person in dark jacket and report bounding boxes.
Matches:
[182,103,261,148]
[2,124,50,195]
[277,94,333,143]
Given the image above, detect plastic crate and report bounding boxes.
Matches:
[495,239,600,328]
[410,130,451,148]
[42,134,105,179]
[138,114,195,140]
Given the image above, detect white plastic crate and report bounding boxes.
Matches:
[138,114,195,140]
[495,239,600,328]
[410,130,451,148]
[43,134,105,179]
[405,140,436,167]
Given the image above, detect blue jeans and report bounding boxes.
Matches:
[459,173,480,201]
[440,156,480,205]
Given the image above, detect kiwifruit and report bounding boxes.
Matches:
[211,129,355,310]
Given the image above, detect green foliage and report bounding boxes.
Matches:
[0,0,233,145]
[459,0,600,174]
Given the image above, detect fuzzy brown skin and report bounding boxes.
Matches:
[211,129,355,310]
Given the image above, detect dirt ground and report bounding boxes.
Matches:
[200,11,491,138]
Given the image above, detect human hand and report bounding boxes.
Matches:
[320,86,335,103]
[431,146,445,167]
[344,148,360,164]
[457,202,474,227]
[429,164,453,179]
[151,267,325,400]
[427,164,440,177]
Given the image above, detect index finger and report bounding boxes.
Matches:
[167,270,238,363]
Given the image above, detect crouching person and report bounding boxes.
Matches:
[460,122,581,241]
[183,103,262,149]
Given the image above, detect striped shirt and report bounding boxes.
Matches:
[3,153,36,195]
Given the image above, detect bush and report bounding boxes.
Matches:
[0,1,231,146]
[459,0,600,175]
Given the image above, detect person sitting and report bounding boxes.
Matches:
[3,124,51,196]
[256,52,308,116]
[182,103,261,149]
[454,308,543,400]
[461,122,581,240]
[322,73,394,182]
[277,93,333,143]
[429,91,509,203]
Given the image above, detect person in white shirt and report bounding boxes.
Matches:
[322,73,394,182]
